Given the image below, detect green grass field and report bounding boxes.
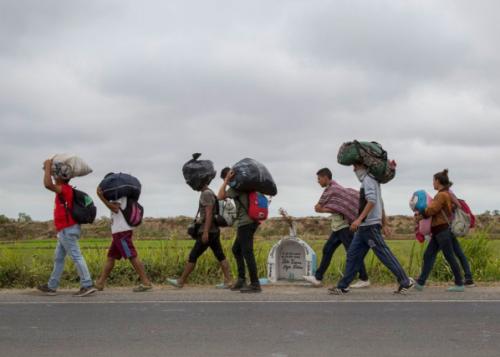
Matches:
[0,232,499,288]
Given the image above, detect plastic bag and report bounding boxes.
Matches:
[229,158,277,196]
[51,154,92,179]
[99,173,142,201]
[182,153,216,191]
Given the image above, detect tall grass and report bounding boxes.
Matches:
[0,231,499,288]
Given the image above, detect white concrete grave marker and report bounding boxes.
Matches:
[267,211,317,283]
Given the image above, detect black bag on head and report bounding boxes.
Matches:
[182,153,216,191]
[98,173,142,201]
[229,158,277,196]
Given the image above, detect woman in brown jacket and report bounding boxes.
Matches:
[415,169,465,292]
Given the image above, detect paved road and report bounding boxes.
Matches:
[1,286,499,357]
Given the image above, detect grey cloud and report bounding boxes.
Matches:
[286,1,470,79]
[0,0,499,221]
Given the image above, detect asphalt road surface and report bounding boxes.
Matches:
[1,286,499,357]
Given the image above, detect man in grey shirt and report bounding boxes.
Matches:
[331,163,414,295]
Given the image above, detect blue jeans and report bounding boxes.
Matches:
[315,227,368,281]
[48,224,93,289]
[417,228,464,286]
[338,224,410,289]
[451,234,473,282]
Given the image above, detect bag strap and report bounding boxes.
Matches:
[193,207,201,222]
[212,192,220,217]
[441,210,450,225]
[235,193,250,214]
[58,192,71,224]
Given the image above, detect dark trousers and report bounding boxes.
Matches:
[232,222,259,285]
[417,228,464,286]
[188,231,226,264]
[338,224,410,289]
[451,234,473,282]
[315,227,368,281]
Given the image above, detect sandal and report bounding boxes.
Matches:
[133,284,153,292]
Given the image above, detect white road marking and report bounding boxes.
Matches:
[0,299,500,304]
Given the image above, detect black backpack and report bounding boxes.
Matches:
[59,188,97,224]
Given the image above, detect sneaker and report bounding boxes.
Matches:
[133,284,153,292]
[303,275,322,287]
[230,278,246,291]
[394,278,415,295]
[215,282,232,289]
[166,278,183,288]
[240,284,262,293]
[328,287,350,295]
[73,286,97,297]
[465,280,476,288]
[37,284,57,296]
[447,285,465,292]
[414,283,424,292]
[350,280,371,289]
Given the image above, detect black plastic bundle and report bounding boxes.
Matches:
[182,153,216,191]
[99,173,142,201]
[229,158,277,196]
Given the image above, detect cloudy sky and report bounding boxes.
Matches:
[1,0,499,221]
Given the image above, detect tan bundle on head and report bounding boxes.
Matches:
[51,154,93,180]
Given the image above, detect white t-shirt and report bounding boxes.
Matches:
[111,197,132,234]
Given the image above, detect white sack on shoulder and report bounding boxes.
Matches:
[51,154,93,179]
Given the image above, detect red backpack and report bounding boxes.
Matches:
[449,191,475,229]
[247,192,269,222]
[457,199,475,228]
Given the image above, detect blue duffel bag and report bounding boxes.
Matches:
[99,173,142,201]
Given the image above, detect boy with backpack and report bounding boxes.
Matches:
[217,167,262,293]
[94,188,152,292]
[330,163,414,295]
[37,159,97,297]
[303,168,370,288]
[166,176,233,289]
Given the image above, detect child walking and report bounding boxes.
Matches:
[95,188,152,292]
